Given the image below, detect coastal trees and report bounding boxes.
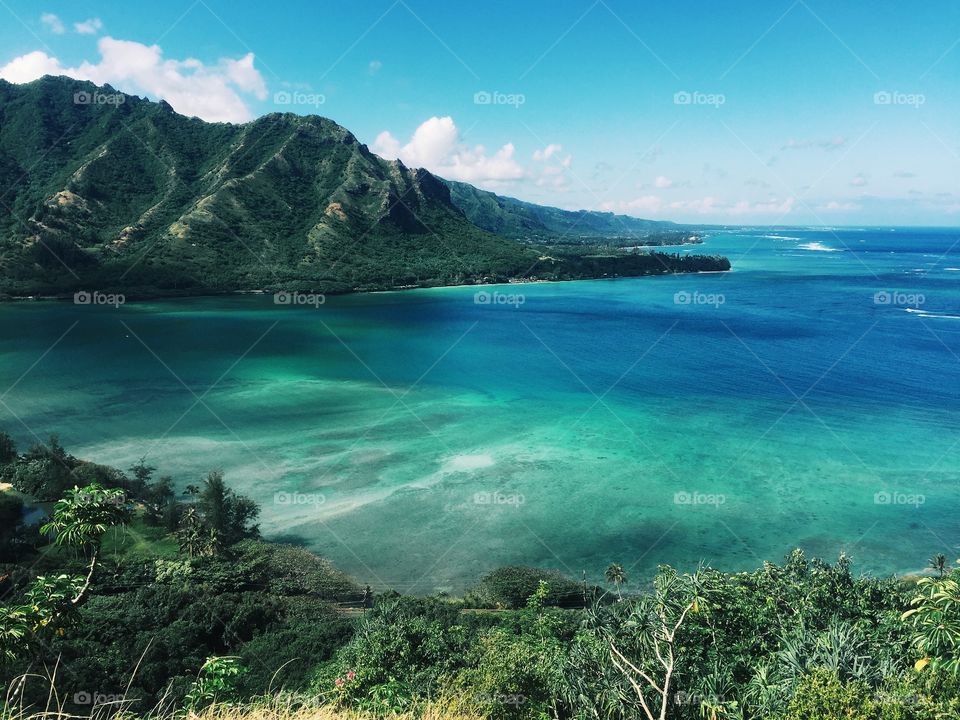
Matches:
[605,563,627,601]
[0,431,16,466]
[929,553,948,578]
[173,472,260,557]
[0,483,129,662]
[601,567,715,720]
[196,470,260,546]
[902,568,960,675]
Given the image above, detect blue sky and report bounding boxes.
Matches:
[0,0,958,225]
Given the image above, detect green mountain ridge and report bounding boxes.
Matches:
[444,178,673,240]
[0,76,726,296]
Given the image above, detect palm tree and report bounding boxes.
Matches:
[929,553,947,578]
[605,563,627,601]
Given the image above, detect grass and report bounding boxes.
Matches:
[100,518,181,561]
[3,689,484,720]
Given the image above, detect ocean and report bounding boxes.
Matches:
[1,227,958,591]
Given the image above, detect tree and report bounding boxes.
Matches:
[196,471,259,546]
[929,553,948,578]
[0,431,17,466]
[128,457,156,497]
[0,483,129,662]
[605,563,627,601]
[10,435,77,500]
[144,475,177,527]
[902,571,960,675]
[603,567,715,720]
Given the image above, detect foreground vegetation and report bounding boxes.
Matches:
[1,432,958,719]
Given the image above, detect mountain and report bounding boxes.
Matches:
[445,180,673,241]
[0,77,727,296]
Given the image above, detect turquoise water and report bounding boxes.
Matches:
[1,228,959,591]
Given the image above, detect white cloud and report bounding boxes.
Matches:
[368,60,382,74]
[0,37,267,122]
[533,143,562,161]
[654,175,673,189]
[604,194,796,218]
[40,13,65,34]
[0,50,63,83]
[74,18,103,35]
[372,116,526,186]
[819,200,862,211]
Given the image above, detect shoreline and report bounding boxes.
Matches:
[0,266,732,304]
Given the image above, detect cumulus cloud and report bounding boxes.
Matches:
[819,200,862,211]
[603,194,796,218]
[533,144,562,161]
[850,174,868,187]
[0,50,63,82]
[74,18,103,35]
[0,37,267,122]
[40,13,65,34]
[368,60,382,74]
[654,175,673,189]
[372,116,527,186]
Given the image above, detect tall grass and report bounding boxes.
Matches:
[4,672,483,720]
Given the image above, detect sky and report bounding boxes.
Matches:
[0,0,958,226]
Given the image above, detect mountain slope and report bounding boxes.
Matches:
[445,179,672,240]
[0,77,726,296]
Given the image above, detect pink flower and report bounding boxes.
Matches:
[334,678,344,687]
[346,671,356,681]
